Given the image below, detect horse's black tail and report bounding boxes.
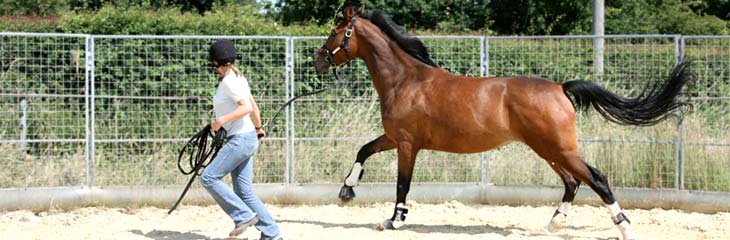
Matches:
[562,60,694,126]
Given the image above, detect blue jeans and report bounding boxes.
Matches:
[200,130,281,239]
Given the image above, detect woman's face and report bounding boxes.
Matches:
[212,60,224,75]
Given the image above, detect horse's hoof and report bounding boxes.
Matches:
[544,221,560,233]
[618,223,636,240]
[338,185,356,202]
[544,213,567,233]
[377,219,404,230]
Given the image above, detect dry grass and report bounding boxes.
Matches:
[0,103,728,192]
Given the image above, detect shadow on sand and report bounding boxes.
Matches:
[129,229,240,240]
[278,218,617,239]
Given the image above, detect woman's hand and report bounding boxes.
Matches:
[256,128,267,139]
[211,119,224,132]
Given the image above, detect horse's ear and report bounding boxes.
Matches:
[344,5,356,19]
[357,5,364,16]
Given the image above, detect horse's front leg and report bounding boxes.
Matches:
[379,141,419,230]
[339,135,396,202]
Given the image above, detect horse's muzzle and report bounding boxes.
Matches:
[313,51,332,75]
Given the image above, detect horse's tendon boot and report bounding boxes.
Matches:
[377,203,408,230]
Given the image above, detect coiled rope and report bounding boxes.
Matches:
[168,124,227,214]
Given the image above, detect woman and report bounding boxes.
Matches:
[200,39,283,240]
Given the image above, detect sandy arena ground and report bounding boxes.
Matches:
[2,201,729,240]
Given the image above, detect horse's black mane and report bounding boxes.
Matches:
[361,10,438,67]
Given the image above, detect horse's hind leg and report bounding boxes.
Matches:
[544,165,581,233]
[339,135,396,202]
[559,152,636,240]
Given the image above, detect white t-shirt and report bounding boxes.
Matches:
[213,70,255,136]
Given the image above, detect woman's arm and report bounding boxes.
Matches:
[249,95,267,139]
[249,95,263,129]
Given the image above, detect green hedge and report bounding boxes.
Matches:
[1,4,330,36]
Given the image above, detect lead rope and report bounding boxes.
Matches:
[264,69,343,132]
[168,124,227,214]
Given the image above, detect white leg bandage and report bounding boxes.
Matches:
[606,202,636,240]
[345,162,363,186]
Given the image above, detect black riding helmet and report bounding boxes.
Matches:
[209,39,237,67]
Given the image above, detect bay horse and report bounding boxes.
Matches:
[313,6,692,240]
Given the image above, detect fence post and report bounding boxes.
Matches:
[593,35,605,81]
[285,38,294,185]
[480,152,490,185]
[483,37,490,77]
[677,116,685,190]
[593,0,605,81]
[19,97,27,151]
[287,38,296,184]
[674,35,685,190]
[85,36,96,188]
[479,36,491,184]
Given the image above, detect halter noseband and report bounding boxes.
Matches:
[320,15,358,67]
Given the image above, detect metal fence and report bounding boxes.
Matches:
[1,33,729,196]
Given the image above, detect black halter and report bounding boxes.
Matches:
[320,15,358,68]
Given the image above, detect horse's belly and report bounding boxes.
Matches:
[424,133,510,154]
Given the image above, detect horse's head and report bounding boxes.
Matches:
[314,5,364,75]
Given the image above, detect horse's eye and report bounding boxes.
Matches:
[330,30,337,37]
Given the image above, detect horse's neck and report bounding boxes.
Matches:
[359,34,423,101]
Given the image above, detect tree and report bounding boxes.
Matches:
[65,0,258,15]
[606,0,729,35]
[0,0,67,16]
[363,0,491,31]
[605,0,660,34]
[487,0,592,35]
[655,0,728,34]
[272,0,491,32]
[693,0,730,20]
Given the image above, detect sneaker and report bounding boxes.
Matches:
[259,236,283,240]
[229,214,259,237]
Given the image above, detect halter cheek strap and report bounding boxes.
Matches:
[321,15,358,67]
[328,27,352,56]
